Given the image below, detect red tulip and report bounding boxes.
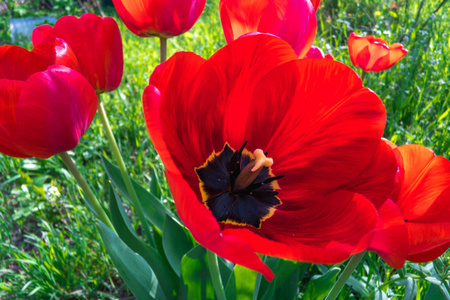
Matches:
[219,0,317,57]
[143,34,398,280]
[111,0,206,38]
[0,44,98,159]
[32,13,123,94]
[304,45,333,59]
[389,144,450,262]
[348,32,408,72]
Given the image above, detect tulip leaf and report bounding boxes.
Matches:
[303,267,341,300]
[179,245,215,300]
[102,155,170,230]
[225,264,258,300]
[108,185,178,299]
[424,282,450,300]
[149,167,162,199]
[260,259,306,300]
[374,289,389,300]
[404,278,417,300]
[97,221,156,300]
[162,214,195,277]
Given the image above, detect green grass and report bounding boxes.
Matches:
[1,0,449,298]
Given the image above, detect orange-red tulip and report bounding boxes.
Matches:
[219,0,317,57]
[112,0,206,38]
[348,32,408,72]
[0,44,97,159]
[143,34,399,280]
[32,13,123,94]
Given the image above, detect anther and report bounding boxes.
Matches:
[234,149,273,189]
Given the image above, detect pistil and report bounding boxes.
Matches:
[234,149,273,189]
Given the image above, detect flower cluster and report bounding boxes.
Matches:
[0,0,448,291]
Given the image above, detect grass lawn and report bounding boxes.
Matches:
[0,0,449,298]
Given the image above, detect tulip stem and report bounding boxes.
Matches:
[59,152,115,232]
[325,251,366,300]
[97,99,154,247]
[207,250,227,300]
[160,37,167,63]
[361,71,367,83]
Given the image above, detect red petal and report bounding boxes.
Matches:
[166,171,274,281]
[393,145,450,223]
[220,0,316,57]
[407,242,450,263]
[248,59,386,196]
[219,0,268,43]
[143,52,206,185]
[0,79,29,157]
[0,45,49,80]
[34,14,123,93]
[345,139,398,208]
[406,223,450,258]
[367,199,408,268]
[310,0,320,10]
[13,65,97,158]
[224,191,377,264]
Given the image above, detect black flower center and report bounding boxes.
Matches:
[195,143,283,228]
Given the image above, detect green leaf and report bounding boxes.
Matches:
[404,278,417,300]
[225,264,258,300]
[108,186,178,299]
[374,289,389,300]
[346,276,370,298]
[179,245,215,300]
[102,155,169,230]
[303,267,341,300]
[424,282,450,300]
[97,222,156,300]
[162,214,194,276]
[261,259,305,300]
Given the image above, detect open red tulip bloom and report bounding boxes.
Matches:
[348,32,408,72]
[143,34,402,280]
[0,43,98,159]
[32,13,123,94]
[219,0,317,58]
[388,144,450,262]
[112,0,206,38]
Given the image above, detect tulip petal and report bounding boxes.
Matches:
[0,45,49,80]
[406,242,450,263]
[406,223,450,258]
[13,65,97,158]
[166,171,274,281]
[222,191,377,264]
[219,0,268,43]
[393,145,450,223]
[0,79,29,157]
[247,59,386,197]
[345,139,398,208]
[143,52,206,183]
[367,199,408,268]
[220,0,316,57]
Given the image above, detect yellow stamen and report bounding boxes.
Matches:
[235,149,273,189]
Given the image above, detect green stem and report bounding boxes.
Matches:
[59,152,115,231]
[97,98,154,246]
[361,71,367,84]
[325,251,366,300]
[160,37,167,63]
[207,250,227,300]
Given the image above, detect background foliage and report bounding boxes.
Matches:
[0,0,449,298]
